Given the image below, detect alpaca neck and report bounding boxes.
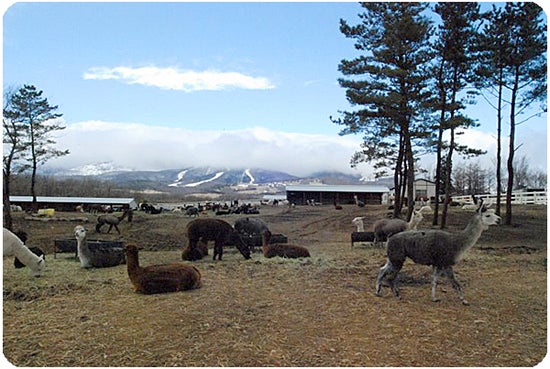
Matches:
[356,221,365,232]
[262,231,272,254]
[126,249,141,276]
[76,234,87,253]
[76,233,92,267]
[455,215,485,256]
[407,214,421,230]
[12,243,42,270]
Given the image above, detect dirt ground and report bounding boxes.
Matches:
[3,203,547,367]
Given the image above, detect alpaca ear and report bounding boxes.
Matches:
[477,198,486,214]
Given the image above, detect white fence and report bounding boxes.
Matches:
[452,191,547,205]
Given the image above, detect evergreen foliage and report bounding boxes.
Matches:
[3,84,69,212]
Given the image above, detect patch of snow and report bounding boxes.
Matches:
[244,169,255,184]
[168,170,189,187]
[184,171,225,187]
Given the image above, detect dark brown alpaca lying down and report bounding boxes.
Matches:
[262,230,310,258]
[125,244,202,294]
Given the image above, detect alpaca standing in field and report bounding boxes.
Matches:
[126,244,202,294]
[185,218,251,261]
[11,231,45,269]
[376,201,500,305]
[234,217,270,252]
[96,209,131,234]
[373,209,425,247]
[352,217,365,232]
[3,228,45,277]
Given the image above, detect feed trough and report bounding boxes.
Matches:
[54,238,125,258]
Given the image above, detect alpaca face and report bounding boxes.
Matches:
[479,208,501,230]
[32,256,45,277]
[412,210,423,223]
[230,232,251,259]
[74,226,87,241]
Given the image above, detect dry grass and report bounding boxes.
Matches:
[3,204,547,366]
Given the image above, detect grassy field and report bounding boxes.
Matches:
[3,204,547,366]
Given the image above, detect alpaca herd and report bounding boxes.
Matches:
[4,200,499,303]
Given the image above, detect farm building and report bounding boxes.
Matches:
[9,196,137,212]
[405,178,437,201]
[285,184,390,206]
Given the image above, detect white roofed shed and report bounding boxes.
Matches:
[285,184,389,205]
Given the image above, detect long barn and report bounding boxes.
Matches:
[285,184,389,206]
[9,196,137,212]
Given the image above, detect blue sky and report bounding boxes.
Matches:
[2,1,547,177]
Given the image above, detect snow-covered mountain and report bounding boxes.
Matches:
[52,163,363,192]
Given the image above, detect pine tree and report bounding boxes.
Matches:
[477,3,546,225]
[430,2,483,228]
[475,5,509,217]
[502,3,546,225]
[332,2,433,218]
[3,85,69,211]
[3,87,29,229]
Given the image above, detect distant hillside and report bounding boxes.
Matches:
[51,164,365,195]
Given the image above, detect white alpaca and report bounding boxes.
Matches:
[75,225,92,268]
[352,217,365,232]
[3,228,45,277]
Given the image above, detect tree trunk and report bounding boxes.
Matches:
[441,126,455,229]
[393,135,405,218]
[496,69,504,217]
[505,67,520,225]
[3,173,13,230]
[433,115,444,226]
[405,139,415,221]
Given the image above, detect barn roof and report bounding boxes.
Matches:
[286,184,389,193]
[9,196,137,207]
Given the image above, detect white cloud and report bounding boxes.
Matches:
[419,127,547,174]
[48,121,367,177]
[83,66,275,92]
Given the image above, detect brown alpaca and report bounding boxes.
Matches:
[125,244,202,294]
[181,238,209,261]
[186,218,251,261]
[96,209,131,234]
[262,230,310,258]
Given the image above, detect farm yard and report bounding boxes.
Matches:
[3,203,547,367]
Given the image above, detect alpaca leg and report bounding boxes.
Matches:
[431,266,443,302]
[376,260,400,297]
[445,267,469,305]
[114,224,120,234]
[387,265,401,298]
[213,241,223,260]
[376,260,390,296]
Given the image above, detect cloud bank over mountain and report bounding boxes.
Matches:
[48,120,546,179]
[49,121,368,177]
